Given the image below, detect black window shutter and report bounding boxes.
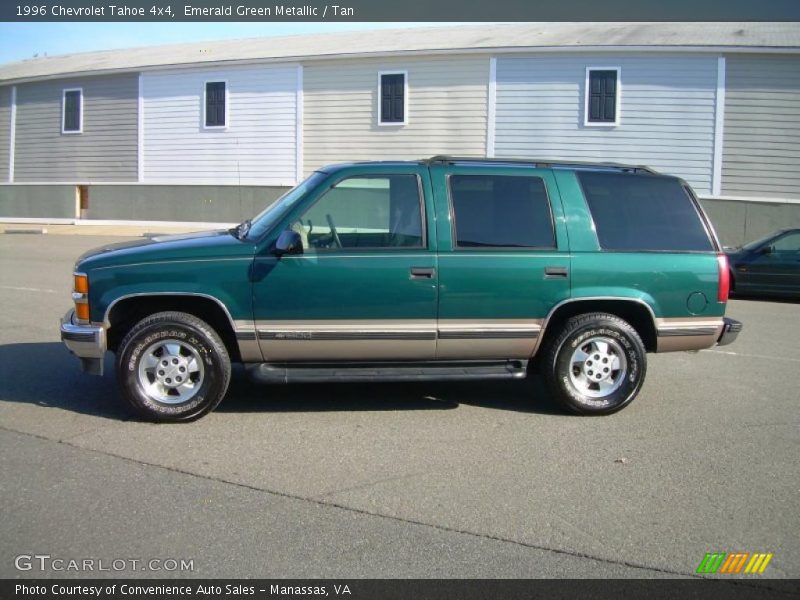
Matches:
[64,91,81,132]
[588,70,617,123]
[381,74,404,123]
[206,82,226,127]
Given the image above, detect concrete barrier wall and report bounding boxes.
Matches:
[2,184,800,250]
[0,185,76,218]
[87,185,289,223]
[700,198,800,248]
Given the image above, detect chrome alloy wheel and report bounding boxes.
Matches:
[137,339,204,404]
[568,336,627,399]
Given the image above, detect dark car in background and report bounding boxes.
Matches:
[726,229,800,298]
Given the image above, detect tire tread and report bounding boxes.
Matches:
[116,311,231,422]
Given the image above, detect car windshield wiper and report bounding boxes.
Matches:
[231,219,252,240]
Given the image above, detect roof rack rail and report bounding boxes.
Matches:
[422,155,658,175]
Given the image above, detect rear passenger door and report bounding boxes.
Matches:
[430,166,571,360]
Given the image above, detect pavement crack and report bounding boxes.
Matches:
[314,469,441,500]
[0,424,793,591]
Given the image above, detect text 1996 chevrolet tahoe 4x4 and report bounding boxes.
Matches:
[60,156,741,421]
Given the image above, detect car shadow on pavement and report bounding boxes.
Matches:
[0,343,563,421]
[218,366,562,415]
[0,342,130,420]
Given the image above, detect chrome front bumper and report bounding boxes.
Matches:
[717,317,743,347]
[60,309,106,375]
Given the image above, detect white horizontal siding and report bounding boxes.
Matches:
[142,65,297,185]
[495,54,718,193]
[303,56,488,174]
[722,55,800,200]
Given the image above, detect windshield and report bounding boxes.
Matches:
[245,172,328,240]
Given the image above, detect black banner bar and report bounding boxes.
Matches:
[3,579,798,600]
[2,0,800,22]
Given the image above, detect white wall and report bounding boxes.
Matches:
[303,56,488,174]
[494,54,718,193]
[722,54,800,200]
[142,64,298,186]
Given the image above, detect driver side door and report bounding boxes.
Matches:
[250,168,438,361]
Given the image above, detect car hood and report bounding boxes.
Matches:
[76,229,256,271]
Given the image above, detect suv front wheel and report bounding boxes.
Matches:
[542,312,647,415]
[116,311,231,422]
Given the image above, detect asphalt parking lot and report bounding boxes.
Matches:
[0,233,798,583]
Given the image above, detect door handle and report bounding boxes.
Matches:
[410,267,435,279]
[544,266,569,279]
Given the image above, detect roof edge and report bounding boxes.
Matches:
[2,43,799,85]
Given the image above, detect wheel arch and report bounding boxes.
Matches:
[536,297,658,355]
[105,293,241,361]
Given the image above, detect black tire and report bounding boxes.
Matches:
[542,312,646,415]
[116,311,231,422]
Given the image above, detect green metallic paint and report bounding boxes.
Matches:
[551,170,600,253]
[250,253,437,321]
[79,229,256,323]
[430,165,571,321]
[570,253,724,319]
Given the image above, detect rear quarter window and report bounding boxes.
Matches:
[577,171,714,252]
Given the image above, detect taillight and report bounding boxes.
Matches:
[717,254,730,303]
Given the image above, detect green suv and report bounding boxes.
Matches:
[60,157,741,421]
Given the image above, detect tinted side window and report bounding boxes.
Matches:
[294,174,423,250]
[772,232,800,252]
[578,172,714,252]
[449,175,555,249]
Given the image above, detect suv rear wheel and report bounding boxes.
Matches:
[542,312,647,415]
[116,311,231,422]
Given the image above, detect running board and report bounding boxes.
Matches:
[247,360,528,384]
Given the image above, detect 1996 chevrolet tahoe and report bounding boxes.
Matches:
[60,157,742,421]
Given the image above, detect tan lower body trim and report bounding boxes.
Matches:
[655,317,724,352]
[235,319,543,362]
[436,319,542,360]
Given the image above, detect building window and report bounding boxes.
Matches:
[204,81,227,128]
[62,88,82,134]
[378,71,407,125]
[585,68,620,126]
[449,175,555,249]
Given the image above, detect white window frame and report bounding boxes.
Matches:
[61,88,83,134]
[584,67,621,128]
[377,70,408,127]
[202,80,229,130]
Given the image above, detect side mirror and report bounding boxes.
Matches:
[273,230,303,257]
[758,245,773,255]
